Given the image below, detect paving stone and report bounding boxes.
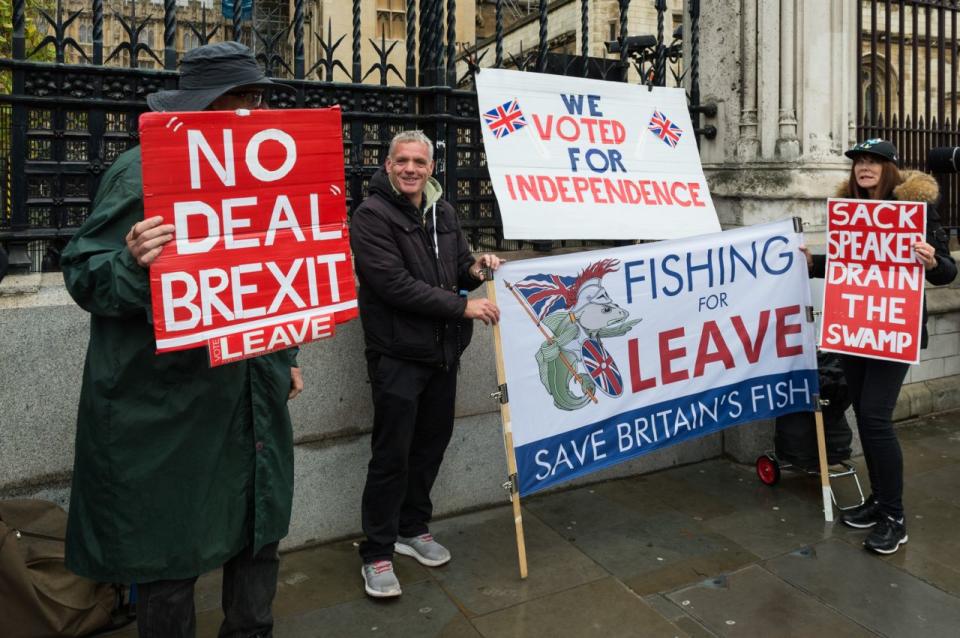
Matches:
[908,463,960,509]
[523,479,674,538]
[897,438,959,479]
[621,548,761,597]
[425,504,608,616]
[766,539,960,638]
[666,564,874,637]
[629,471,739,522]
[275,580,478,638]
[671,616,720,638]
[658,459,818,513]
[471,577,689,638]
[273,538,429,617]
[878,490,960,594]
[99,413,960,637]
[634,459,816,523]
[897,412,960,463]
[701,494,833,560]
[544,505,759,595]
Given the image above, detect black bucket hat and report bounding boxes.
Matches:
[845,138,898,163]
[146,41,278,112]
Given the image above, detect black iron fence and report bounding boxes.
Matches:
[858,0,960,236]
[0,0,706,274]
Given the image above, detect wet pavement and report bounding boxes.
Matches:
[108,410,960,637]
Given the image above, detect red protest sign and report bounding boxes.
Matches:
[819,198,926,363]
[140,107,357,365]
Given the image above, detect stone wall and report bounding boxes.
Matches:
[3,259,957,549]
[0,269,721,550]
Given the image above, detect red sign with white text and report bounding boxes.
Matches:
[140,107,357,365]
[819,198,926,363]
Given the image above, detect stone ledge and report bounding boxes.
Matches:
[0,272,42,297]
[0,272,75,309]
[894,374,960,421]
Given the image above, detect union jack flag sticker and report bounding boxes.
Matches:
[483,99,527,139]
[581,338,623,398]
[648,109,683,148]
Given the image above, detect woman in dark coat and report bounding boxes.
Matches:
[802,139,957,554]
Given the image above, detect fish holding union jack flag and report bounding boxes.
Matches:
[648,109,684,148]
[507,259,641,411]
[483,98,528,139]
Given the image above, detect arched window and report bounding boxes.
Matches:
[860,55,899,122]
[183,32,199,51]
[376,0,406,40]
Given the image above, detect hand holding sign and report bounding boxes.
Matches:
[126,216,175,267]
[914,241,937,269]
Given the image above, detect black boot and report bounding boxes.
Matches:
[864,515,908,554]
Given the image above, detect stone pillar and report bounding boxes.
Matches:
[697,0,859,234]
[776,0,799,160]
[737,0,759,161]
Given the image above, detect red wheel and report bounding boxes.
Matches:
[756,455,781,486]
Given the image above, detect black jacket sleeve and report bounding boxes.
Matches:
[810,253,827,279]
[925,204,958,286]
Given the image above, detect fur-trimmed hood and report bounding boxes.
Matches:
[835,169,940,203]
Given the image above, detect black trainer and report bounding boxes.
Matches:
[864,515,908,554]
[840,497,881,529]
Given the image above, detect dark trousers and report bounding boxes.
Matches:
[841,355,910,519]
[135,542,280,638]
[360,355,458,563]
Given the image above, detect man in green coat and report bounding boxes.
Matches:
[60,42,302,638]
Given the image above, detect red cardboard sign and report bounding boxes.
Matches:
[819,198,926,363]
[140,107,357,365]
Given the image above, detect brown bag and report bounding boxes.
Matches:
[0,499,116,638]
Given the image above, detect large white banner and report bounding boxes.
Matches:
[494,219,819,495]
[476,68,720,240]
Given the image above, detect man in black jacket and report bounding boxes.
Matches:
[351,130,501,598]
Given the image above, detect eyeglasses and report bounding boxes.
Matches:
[226,90,265,108]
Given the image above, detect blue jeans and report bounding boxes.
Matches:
[135,541,280,638]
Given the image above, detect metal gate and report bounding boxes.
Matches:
[857,0,960,236]
[0,0,707,274]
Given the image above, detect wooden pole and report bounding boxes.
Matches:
[486,276,529,579]
[812,393,834,522]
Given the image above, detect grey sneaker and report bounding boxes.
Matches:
[361,560,402,598]
[395,533,451,567]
